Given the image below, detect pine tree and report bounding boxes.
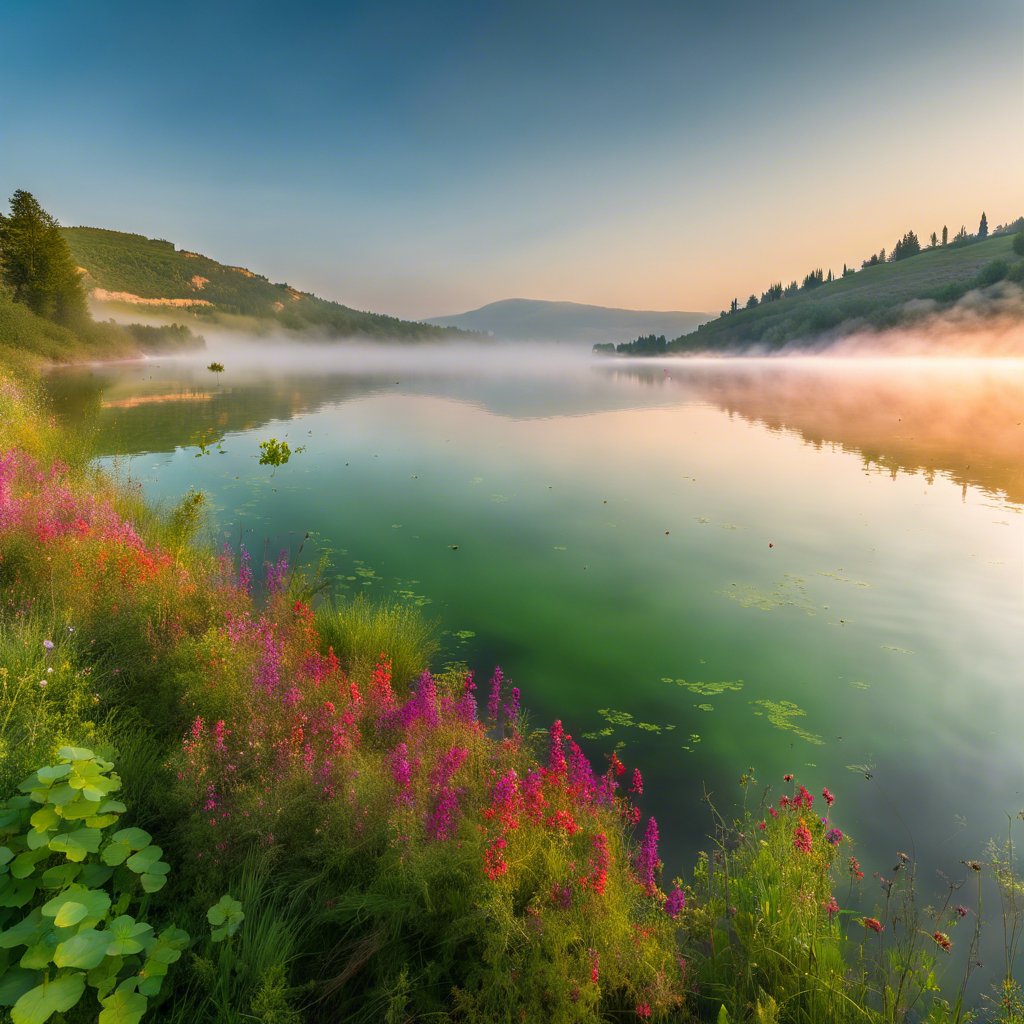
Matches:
[978,211,988,239]
[930,231,938,248]
[0,190,86,326]
[941,225,948,246]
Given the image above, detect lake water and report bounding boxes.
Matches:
[44,345,1024,903]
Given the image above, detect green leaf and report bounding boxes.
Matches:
[85,814,120,829]
[42,887,110,928]
[57,747,95,762]
[10,848,50,880]
[87,953,124,999]
[0,967,40,1007]
[54,929,112,969]
[11,971,85,1024]
[101,842,131,867]
[78,863,113,890]
[59,797,103,822]
[106,916,153,957]
[39,864,80,889]
[28,807,59,833]
[47,828,102,862]
[0,877,38,909]
[139,872,167,894]
[0,909,45,949]
[0,847,13,869]
[125,846,162,874]
[110,828,150,851]
[147,926,188,965]
[34,765,70,784]
[18,933,58,970]
[718,1006,731,1024]
[98,800,127,815]
[98,988,147,1024]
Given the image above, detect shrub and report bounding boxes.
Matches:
[0,747,189,1023]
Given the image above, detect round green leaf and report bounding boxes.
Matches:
[98,988,148,1024]
[57,747,95,763]
[139,873,167,894]
[0,908,45,950]
[125,846,162,874]
[110,828,150,851]
[34,765,71,784]
[0,847,14,868]
[107,917,153,957]
[54,929,112,969]
[101,842,131,867]
[47,828,102,863]
[42,888,110,927]
[10,970,85,1024]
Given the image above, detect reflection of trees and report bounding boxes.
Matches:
[44,366,389,457]
[603,363,1024,504]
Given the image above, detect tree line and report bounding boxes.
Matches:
[721,210,1021,318]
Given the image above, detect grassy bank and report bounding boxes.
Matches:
[1,345,1023,1022]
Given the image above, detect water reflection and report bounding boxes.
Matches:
[46,355,1024,505]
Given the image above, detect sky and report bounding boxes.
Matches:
[2,0,1022,320]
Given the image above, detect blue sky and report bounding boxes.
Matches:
[2,0,1022,318]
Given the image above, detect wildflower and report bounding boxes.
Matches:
[849,856,864,881]
[826,828,843,846]
[963,860,981,872]
[630,768,643,795]
[793,819,813,854]
[487,666,504,720]
[783,773,794,782]
[896,851,910,864]
[932,931,952,952]
[581,832,611,895]
[634,816,660,894]
[862,917,884,933]
[768,806,779,818]
[504,686,520,721]
[483,837,508,880]
[636,1003,652,1019]
[545,809,581,835]
[551,883,572,910]
[664,886,686,919]
[822,786,835,807]
[955,904,969,918]
[823,896,839,918]
[547,720,567,776]
[38,680,47,689]
[610,750,626,777]
[758,821,767,831]
[588,948,599,983]
[42,639,54,651]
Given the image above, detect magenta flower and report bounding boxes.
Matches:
[825,827,843,846]
[634,816,660,895]
[664,886,686,919]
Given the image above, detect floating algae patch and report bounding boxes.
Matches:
[818,569,871,588]
[719,574,815,614]
[752,699,824,746]
[881,644,915,655]
[662,678,744,696]
[594,709,676,734]
[849,680,871,691]
[453,629,476,641]
[582,727,615,740]
[696,703,715,712]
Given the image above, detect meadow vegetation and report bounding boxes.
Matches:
[2,194,1023,1022]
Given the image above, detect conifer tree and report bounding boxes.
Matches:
[978,211,988,239]
[0,189,87,326]
[941,225,948,246]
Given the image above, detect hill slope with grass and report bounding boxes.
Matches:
[426,297,712,344]
[613,230,1024,354]
[63,226,470,341]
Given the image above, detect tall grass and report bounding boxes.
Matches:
[315,593,440,687]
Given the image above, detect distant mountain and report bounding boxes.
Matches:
[62,227,470,342]
[425,298,712,344]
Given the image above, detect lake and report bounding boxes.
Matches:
[44,343,1024,897]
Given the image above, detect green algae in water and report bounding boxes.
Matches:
[582,727,614,740]
[881,644,915,655]
[594,709,676,735]
[696,703,714,712]
[662,678,744,696]
[752,699,824,746]
[719,574,815,614]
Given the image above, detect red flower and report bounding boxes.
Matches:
[793,819,812,854]
[932,931,952,952]
[783,773,794,782]
[862,917,884,933]
[822,786,835,807]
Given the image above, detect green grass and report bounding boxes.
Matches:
[658,234,1024,352]
[63,226,475,341]
[315,593,441,687]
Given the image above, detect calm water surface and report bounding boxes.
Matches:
[45,346,1024,900]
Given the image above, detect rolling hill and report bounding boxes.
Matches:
[425,298,712,344]
[62,227,470,341]
[614,230,1024,354]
